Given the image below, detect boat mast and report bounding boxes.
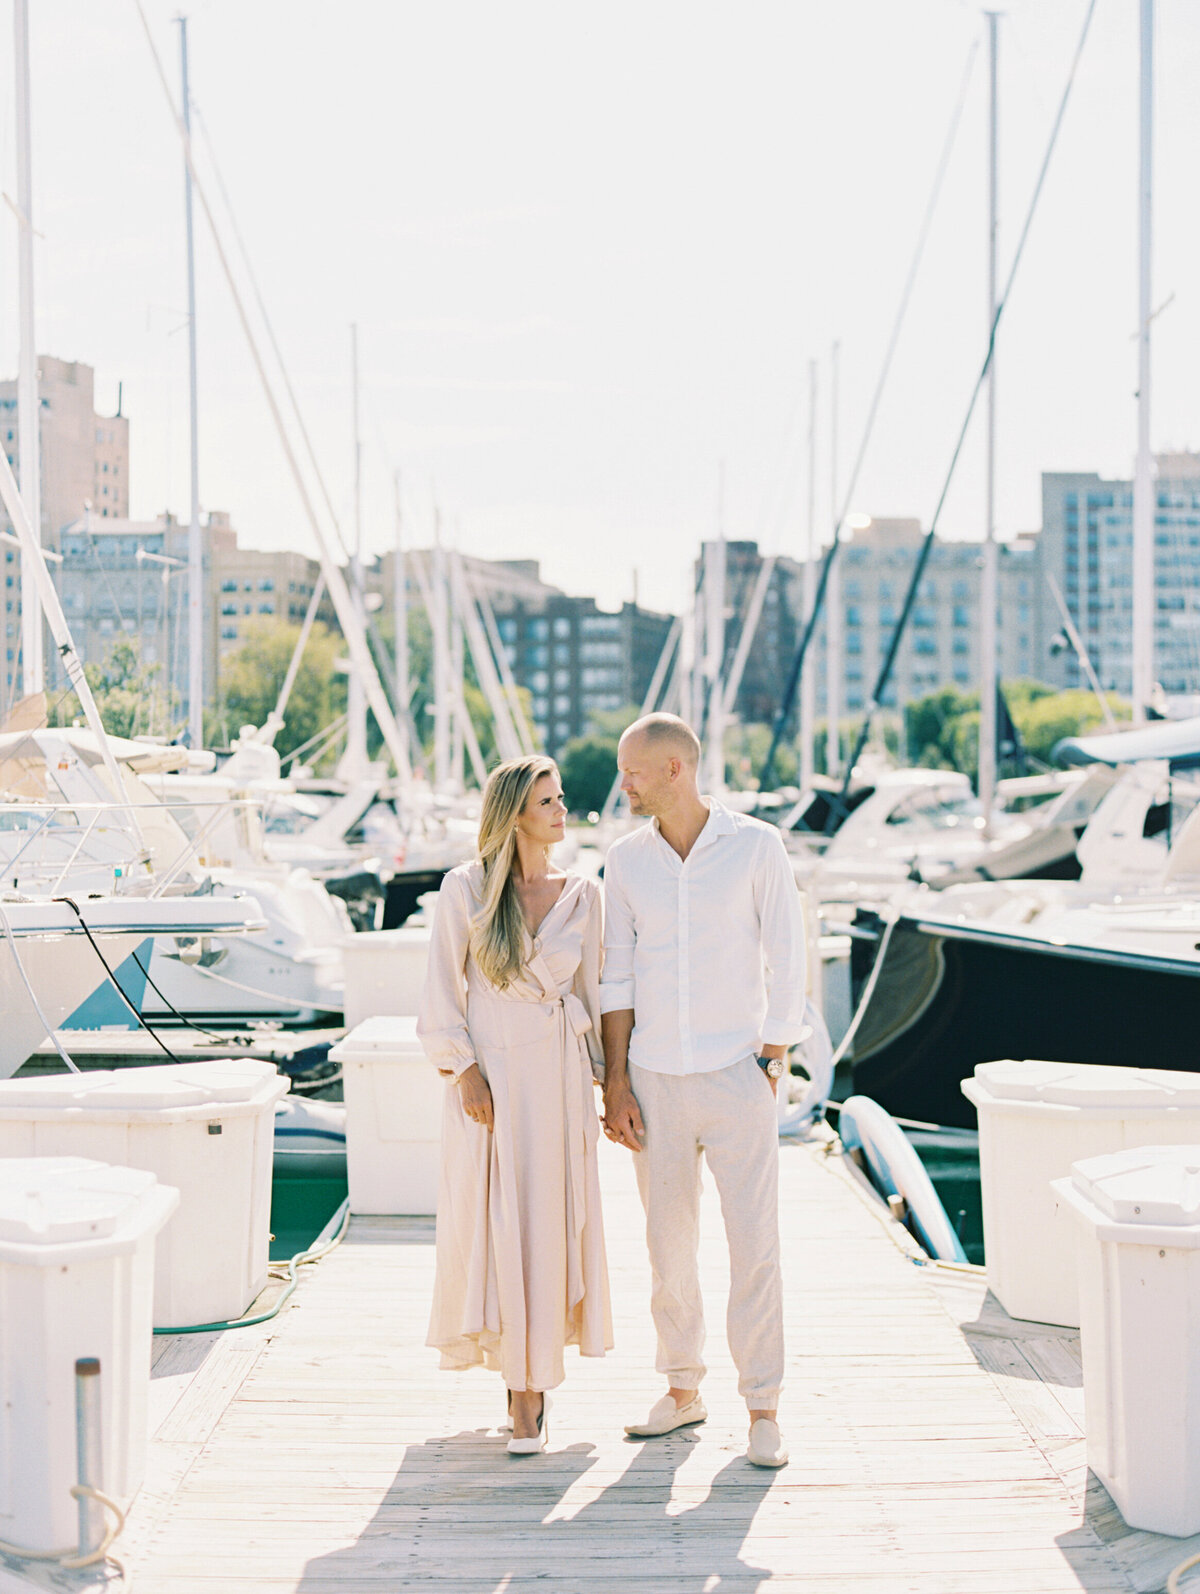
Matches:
[826,340,842,777]
[392,469,409,775]
[1131,0,1155,724]
[179,16,203,747]
[14,0,42,698]
[341,323,369,778]
[431,510,451,790]
[798,358,818,791]
[703,464,726,793]
[978,11,1000,826]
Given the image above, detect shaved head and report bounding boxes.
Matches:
[622,713,701,768]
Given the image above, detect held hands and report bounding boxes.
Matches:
[457,1064,494,1132]
[602,1080,645,1152]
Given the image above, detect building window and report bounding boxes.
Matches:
[552,617,571,638]
[553,644,570,664]
[554,694,571,714]
[553,669,570,688]
[845,605,861,627]
[526,618,548,640]
[529,670,549,692]
[952,605,969,627]
[260,579,274,592]
[221,626,238,640]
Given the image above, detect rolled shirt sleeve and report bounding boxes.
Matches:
[755,827,810,1048]
[598,850,636,1014]
[416,870,479,1079]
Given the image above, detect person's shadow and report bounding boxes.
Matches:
[297,1417,777,1592]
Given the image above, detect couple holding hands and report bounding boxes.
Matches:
[417,712,807,1466]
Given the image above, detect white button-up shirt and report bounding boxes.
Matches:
[599,799,808,1076]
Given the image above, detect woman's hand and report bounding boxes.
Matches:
[457,1064,494,1132]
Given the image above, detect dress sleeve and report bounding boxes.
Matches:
[571,882,606,1083]
[416,871,478,1078]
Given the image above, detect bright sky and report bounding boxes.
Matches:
[3,1,1198,617]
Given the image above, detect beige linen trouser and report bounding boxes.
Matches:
[629,1055,784,1405]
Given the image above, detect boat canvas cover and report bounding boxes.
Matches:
[1055,715,1200,771]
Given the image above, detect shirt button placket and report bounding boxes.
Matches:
[678,866,690,1074]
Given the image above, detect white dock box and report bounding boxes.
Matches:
[962,1061,1200,1328]
[1054,1145,1200,1537]
[330,1016,441,1215]
[0,1059,289,1329]
[0,1157,178,1551]
[341,927,431,1028]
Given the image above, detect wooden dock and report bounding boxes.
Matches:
[124,1132,1194,1593]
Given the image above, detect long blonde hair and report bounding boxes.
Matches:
[470,755,559,990]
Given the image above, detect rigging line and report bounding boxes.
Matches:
[832,0,1099,823]
[52,896,185,1063]
[759,33,981,790]
[132,0,411,780]
[188,101,353,567]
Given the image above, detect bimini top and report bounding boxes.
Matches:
[1054,715,1200,772]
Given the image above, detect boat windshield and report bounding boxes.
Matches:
[884,791,984,831]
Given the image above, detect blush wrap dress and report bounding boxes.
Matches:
[417,864,612,1393]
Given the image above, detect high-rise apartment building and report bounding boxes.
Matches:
[389,551,674,756]
[0,356,129,697]
[54,512,325,725]
[1041,457,1200,697]
[704,521,1045,738]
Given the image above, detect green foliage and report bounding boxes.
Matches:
[57,637,167,740]
[556,703,641,813]
[210,619,346,768]
[905,687,979,770]
[901,681,1130,779]
[1011,687,1130,767]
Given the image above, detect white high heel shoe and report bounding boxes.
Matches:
[506,1393,550,1455]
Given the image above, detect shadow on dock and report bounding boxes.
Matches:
[294,1421,776,1593]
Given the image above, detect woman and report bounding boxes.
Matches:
[417,755,611,1453]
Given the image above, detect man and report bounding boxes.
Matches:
[599,712,807,1468]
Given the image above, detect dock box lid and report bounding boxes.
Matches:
[1070,1144,1200,1228]
[329,1015,423,1063]
[0,1156,172,1250]
[965,1060,1200,1111]
[0,1059,287,1116]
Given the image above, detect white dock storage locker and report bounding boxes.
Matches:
[0,1059,288,1329]
[340,926,432,1027]
[0,1156,178,1551]
[962,1060,1200,1327]
[1054,1145,1200,1537]
[330,1015,441,1215]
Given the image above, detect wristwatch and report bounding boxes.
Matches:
[757,1054,786,1080]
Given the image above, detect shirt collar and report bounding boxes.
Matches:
[650,796,736,852]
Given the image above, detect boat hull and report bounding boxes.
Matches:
[849,919,1200,1129]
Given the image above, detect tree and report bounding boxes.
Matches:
[51,637,166,740]
[210,619,346,768]
[556,704,641,814]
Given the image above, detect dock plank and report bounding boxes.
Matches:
[127,1135,1150,1592]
